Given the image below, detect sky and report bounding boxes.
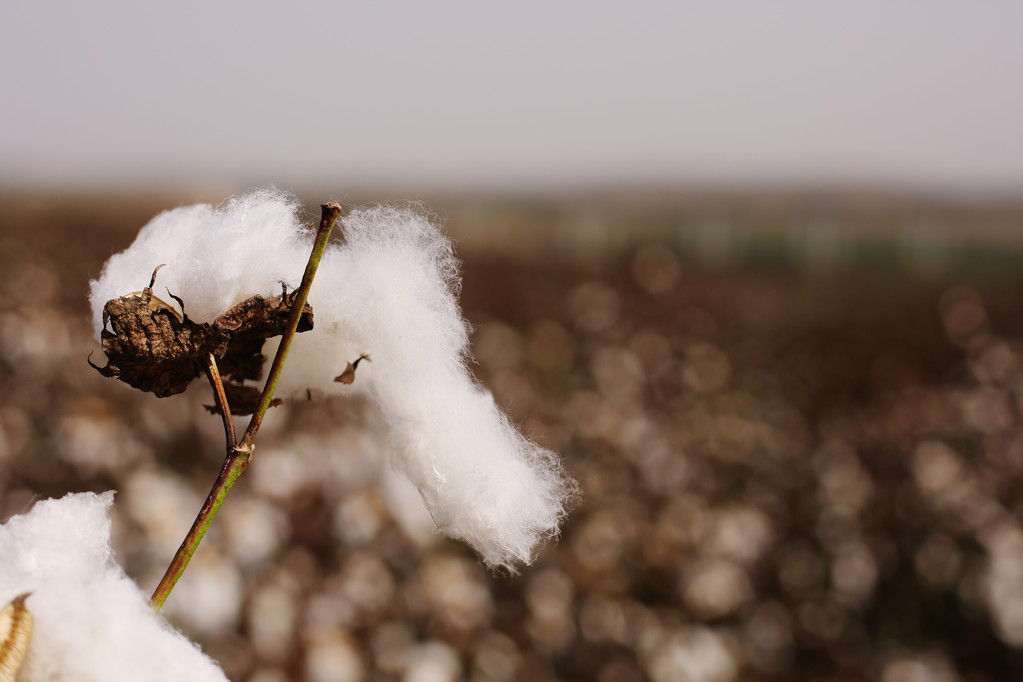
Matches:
[2,1,1023,196]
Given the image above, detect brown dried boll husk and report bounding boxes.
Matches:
[90,266,313,403]
[214,287,314,383]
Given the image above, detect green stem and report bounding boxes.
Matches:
[150,202,342,612]
[204,353,236,450]
[240,202,341,448]
[150,447,249,611]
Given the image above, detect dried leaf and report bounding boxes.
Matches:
[334,354,371,385]
[0,592,32,682]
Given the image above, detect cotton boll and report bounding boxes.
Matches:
[90,192,574,570]
[89,188,311,332]
[0,492,227,682]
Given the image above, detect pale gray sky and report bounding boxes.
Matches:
[2,1,1022,195]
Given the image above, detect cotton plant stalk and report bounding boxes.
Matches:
[89,189,574,611]
[148,202,339,610]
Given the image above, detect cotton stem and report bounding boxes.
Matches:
[241,202,341,448]
[150,202,341,612]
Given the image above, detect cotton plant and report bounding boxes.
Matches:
[0,190,573,679]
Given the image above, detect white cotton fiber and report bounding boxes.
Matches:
[89,188,311,331]
[0,492,227,682]
[89,191,574,569]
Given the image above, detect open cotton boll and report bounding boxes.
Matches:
[89,188,311,332]
[89,192,574,569]
[0,492,227,682]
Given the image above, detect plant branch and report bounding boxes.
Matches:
[150,202,342,612]
[150,447,248,611]
[241,202,341,448]
[204,353,235,449]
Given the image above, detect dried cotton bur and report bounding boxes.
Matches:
[91,264,313,412]
[89,188,574,575]
[0,593,32,682]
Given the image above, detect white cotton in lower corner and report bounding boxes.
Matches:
[0,492,227,682]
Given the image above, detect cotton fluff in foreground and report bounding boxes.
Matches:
[89,190,574,569]
[0,493,227,682]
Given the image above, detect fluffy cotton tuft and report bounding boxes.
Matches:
[89,191,574,569]
[89,188,311,329]
[0,492,227,681]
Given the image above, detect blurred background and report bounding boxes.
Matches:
[4,2,1023,680]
